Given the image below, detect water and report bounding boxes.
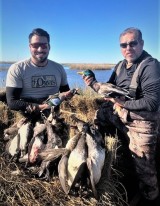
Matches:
[0,70,8,88]
[0,63,113,89]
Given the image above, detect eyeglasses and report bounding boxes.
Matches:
[120,40,138,48]
[30,43,48,49]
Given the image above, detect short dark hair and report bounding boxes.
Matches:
[29,28,50,43]
[119,27,143,41]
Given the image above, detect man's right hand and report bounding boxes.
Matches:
[26,103,51,113]
[38,103,51,111]
[82,75,95,86]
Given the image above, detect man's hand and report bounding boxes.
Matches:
[104,97,125,117]
[59,88,79,101]
[26,103,50,113]
[38,103,51,111]
[113,102,123,117]
[82,75,95,86]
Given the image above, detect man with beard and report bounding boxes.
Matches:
[6,28,73,114]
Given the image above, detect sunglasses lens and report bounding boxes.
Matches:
[129,41,138,47]
[120,41,138,48]
[31,43,48,49]
[120,43,127,48]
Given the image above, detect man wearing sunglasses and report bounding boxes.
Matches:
[82,27,160,205]
[6,28,74,115]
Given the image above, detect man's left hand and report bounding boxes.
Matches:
[104,97,125,117]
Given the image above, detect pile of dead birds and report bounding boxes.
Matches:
[0,101,129,206]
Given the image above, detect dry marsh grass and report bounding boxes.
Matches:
[64,63,115,70]
[0,62,115,71]
[0,136,128,206]
[0,90,129,206]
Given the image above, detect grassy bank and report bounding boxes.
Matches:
[63,63,115,70]
[0,62,115,70]
[0,61,16,64]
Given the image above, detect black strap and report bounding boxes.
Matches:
[129,57,151,97]
[115,61,123,76]
[115,57,152,98]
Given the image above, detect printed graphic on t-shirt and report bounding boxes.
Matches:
[32,75,57,88]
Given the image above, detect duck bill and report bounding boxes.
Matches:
[77,71,84,75]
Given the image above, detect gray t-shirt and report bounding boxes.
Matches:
[6,59,68,99]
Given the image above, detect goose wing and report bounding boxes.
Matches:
[58,151,70,194]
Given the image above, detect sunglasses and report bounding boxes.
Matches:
[30,43,48,49]
[120,40,138,48]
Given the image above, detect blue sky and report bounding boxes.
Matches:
[1,0,159,63]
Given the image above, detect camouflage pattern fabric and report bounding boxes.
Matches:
[94,101,159,200]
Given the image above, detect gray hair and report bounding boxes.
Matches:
[119,27,143,41]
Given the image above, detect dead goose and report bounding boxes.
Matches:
[60,115,89,192]
[58,120,91,196]
[58,150,70,194]
[4,127,19,141]
[5,119,32,161]
[70,114,89,133]
[78,69,132,99]
[67,132,88,195]
[58,132,84,194]
[85,125,105,198]
[71,117,105,198]
[3,118,27,141]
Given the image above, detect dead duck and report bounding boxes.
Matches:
[78,69,131,99]
[38,119,65,180]
[44,88,79,108]
[49,107,69,147]
[33,112,69,165]
[27,122,46,164]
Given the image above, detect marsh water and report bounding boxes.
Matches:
[0,63,114,89]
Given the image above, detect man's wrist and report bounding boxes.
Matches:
[90,80,99,92]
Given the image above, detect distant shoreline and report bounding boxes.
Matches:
[0,62,115,70]
[63,63,115,70]
[0,68,9,71]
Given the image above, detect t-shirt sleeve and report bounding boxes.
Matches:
[6,64,23,88]
[60,65,69,86]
